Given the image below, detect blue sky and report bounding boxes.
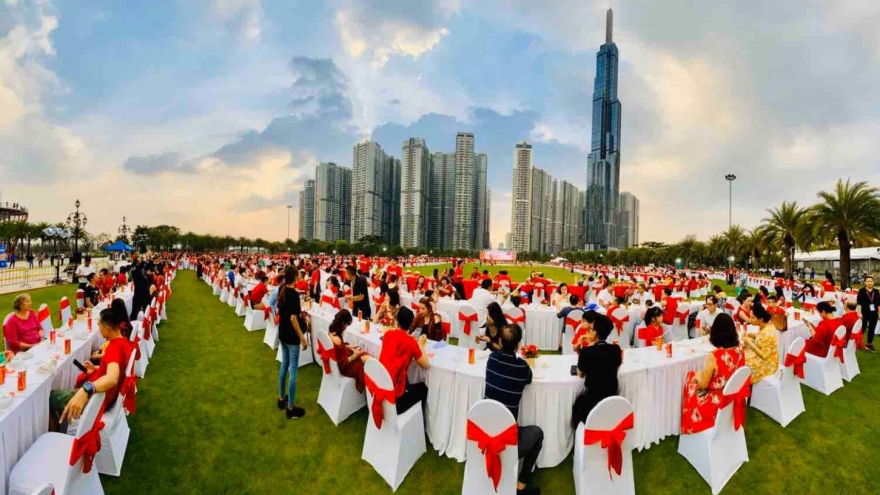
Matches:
[2,0,880,245]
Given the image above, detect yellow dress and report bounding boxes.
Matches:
[745,324,779,383]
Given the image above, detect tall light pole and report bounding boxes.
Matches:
[65,199,88,257]
[286,205,292,241]
[118,216,131,242]
[725,174,737,229]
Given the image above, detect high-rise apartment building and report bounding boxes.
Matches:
[530,167,554,254]
[585,8,622,250]
[510,141,533,253]
[430,152,456,250]
[550,179,583,253]
[400,138,433,249]
[453,132,475,250]
[619,191,640,248]
[483,188,492,249]
[297,179,315,241]
[351,141,400,244]
[504,232,513,251]
[314,162,351,242]
[474,153,489,249]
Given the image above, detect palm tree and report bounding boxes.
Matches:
[810,179,880,288]
[762,201,809,277]
[721,225,748,265]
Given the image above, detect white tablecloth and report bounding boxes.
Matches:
[0,322,102,494]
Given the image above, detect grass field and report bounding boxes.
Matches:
[409,263,584,285]
[3,271,878,494]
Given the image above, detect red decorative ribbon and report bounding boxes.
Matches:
[69,402,106,473]
[677,311,689,325]
[442,321,451,337]
[784,348,806,379]
[121,372,137,414]
[609,314,629,335]
[321,294,341,309]
[59,297,70,321]
[719,376,752,431]
[565,316,581,331]
[38,305,51,325]
[263,305,271,320]
[316,340,336,374]
[830,334,846,363]
[850,331,865,350]
[364,374,396,429]
[142,317,152,341]
[459,311,478,336]
[506,312,525,325]
[583,412,635,479]
[466,420,518,491]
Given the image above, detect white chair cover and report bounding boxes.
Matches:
[263,312,279,350]
[243,299,267,332]
[841,319,861,381]
[95,351,137,476]
[503,306,526,326]
[457,304,479,349]
[362,358,425,492]
[751,338,806,427]
[37,304,53,334]
[678,367,751,495]
[609,307,632,349]
[315,329,366,426]
[461,400,519,495]
[574,396,636,495]
[801,326,846,395]
[563,309,584,355]
[672,304,691,341]
[60,297,72,324]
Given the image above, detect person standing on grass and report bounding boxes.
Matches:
[277,265,308,419]
[857,276,879,352]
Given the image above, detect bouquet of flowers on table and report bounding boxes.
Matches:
[521,344,538,366]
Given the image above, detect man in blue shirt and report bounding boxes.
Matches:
[484,324,543,495]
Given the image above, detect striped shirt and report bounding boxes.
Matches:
[484,351,532,420]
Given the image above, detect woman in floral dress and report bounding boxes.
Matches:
[681,313,744,434]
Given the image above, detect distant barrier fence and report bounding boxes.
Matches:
[0,259,112,289]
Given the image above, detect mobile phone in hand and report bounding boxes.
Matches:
[73,359,89,373]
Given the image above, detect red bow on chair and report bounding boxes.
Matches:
[609,314,629,336]
[830,334,846,363]
[142,317,152,341]
[149,306,158,323]
[802,301,816,311]
[441,321,451,337]
[784,348,807,379]
[233,287,239,299]
[321,294,341,309]
[565,316,581,331]
[263,305,271,320]
[121,372,137,414]
[850,331,865,350]
[506,312,525,325]
[583,412,634,479]
[364,374,396,429]
[316,341,336,374]
[69,403,106,473]
[38,305,51,325]
[372,294,384,306]
[677,311,689,325]
[719,377,752,431]
[459,312,479,336]
[466,421,518,491]
[59,298,70,321]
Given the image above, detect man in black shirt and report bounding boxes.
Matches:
[573,313,622,427]
[346,265,371,320]
[857,276,880,352]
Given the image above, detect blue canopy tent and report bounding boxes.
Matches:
[103,241,135,253]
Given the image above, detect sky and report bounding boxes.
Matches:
[2,0,880,247]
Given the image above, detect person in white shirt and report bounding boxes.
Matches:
[469,279,497,324]
[629,284,653,306]
[695,295,721,337]
[75,256,96,288]
[596,287,614,308]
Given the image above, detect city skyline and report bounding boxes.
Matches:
[3,1,879,246]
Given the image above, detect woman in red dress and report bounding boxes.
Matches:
[326,310,367,393]
[639,306,666,347]
[681,313,744,434]
[735,292,753,325]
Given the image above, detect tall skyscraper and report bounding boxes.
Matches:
[453,132,475,250]
[400,138,433,249]
[484,188,492,249]
[548,179,582,253]
[474,153,489,249]
[510,141,533,253]
[530,167,553,254]
[298,179,315,241]
[430,152,456,250]
[314,162,351,242]
[504,232,513,251]
[619,191,640,248]
[351,141,400,244]
[586,8,622,250]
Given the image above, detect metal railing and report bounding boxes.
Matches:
[0,259,112,289]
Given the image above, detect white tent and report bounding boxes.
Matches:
[794,247,880,262]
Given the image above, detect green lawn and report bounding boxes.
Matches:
[0,283,79,334]
[7,271,879,494]
[409,263,583,285]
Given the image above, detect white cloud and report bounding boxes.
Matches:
[210,0,263,42]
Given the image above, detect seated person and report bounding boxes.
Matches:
[557,294,581,331]
[572,314,622,428]
[4,294,43,353]
[640,306,666,346]
[804,301,843,356]
[681,313,744,434]
[83,273,100,309]
[742,302,779,383]
[99,268,115,298]
[661,288,678,325]
[437,277,455,298]
[373,289,401,326]
[476,302,506,351]
[50,308,134,432]
[483,324,542,495]
[377,307,430,414]
[841,299,861,340]
[553,284,570,310]
[695,295,721,337]
[250,272,270,309]
[326,310,367,393]
[409,297,445,341]
[572,310,598,352]
[734,291,753,325]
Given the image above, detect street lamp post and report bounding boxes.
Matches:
[286,205,292,241]
[725,174,737,229]
[118,216,131,241]
[65,199,88,258]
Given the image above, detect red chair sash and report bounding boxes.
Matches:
[321,294,341,309]
[830,334,846,362]
[142,317,152,341]
[719,376,752,431]
[442,321,451,337]
[316,341,336,374]
[69,402,106,473]
[466,420,518,491]
[583,412,635,479]
[233,287,239,298]
[506,312,525,325]
[38,305,51,323]
[121,373,137,414]
[609,314,629,335]
[784,348,806,379]
[263,305,271,320]
[677,311,688,325]
[459,311,478,335]
[364,374,396,429]
[850,331,865,350]
[59,298,70,321]
[565,317,581,331]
